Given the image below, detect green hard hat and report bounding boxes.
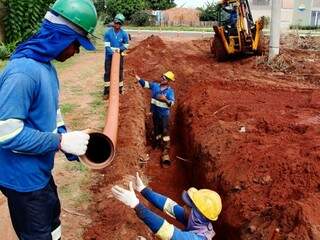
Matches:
[114,13,125,24]
[51,0,98,34]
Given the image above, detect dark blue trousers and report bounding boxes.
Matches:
[0,177,61,240]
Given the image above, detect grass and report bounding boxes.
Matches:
[60,103,79,115]
[0,60,8,70]
[125,25,213,32]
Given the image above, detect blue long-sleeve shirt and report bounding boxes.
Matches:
[138,79,175,118]
[104,27,129,59]
[0,57,61,192]
[135,188,205,240]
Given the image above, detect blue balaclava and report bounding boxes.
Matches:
[11,11,95,63]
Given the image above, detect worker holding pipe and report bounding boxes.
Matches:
[0,0,97,239]
[135,72,175,167]
[112,173,222,240]
[103,13,129,99]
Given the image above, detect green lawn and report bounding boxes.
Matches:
[125,25,213,32]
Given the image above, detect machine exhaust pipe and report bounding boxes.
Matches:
[80,52,120,169]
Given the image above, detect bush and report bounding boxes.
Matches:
[198,2,220,21]
[105,0,145,21]
[130,11,155,26]
[290,25,320,30]
[0,41,16,60]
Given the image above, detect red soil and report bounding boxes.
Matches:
[84,35,320,239]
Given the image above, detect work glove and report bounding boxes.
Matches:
[111,182,139,208]
[135,172,146,192]
[60,131,90,156]
[111,47,120,53]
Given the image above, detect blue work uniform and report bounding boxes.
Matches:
[138,79,175,154]
[135,188,214,240]
[103,27,129,95]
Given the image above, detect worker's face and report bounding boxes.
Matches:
[55,41,80,62]
[160,76,169,86]
[114,22,122,31]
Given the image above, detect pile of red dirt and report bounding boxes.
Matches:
[84,35,320,239]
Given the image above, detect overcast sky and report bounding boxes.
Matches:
[175,0,212,8]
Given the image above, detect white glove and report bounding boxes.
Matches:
[60,131,90,156]
[111,182,139,208]
[111,47,120,53]
[135,172,146,192]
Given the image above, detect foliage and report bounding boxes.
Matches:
[93,0,106,17]
[130,10,156,26]
[145,0,176,10]
[198,2,220,21]
[290,25,320,30]
[0,41,18,60]
[105,0,145,21]
[1,0,55,44]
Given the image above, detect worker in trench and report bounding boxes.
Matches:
[135,72,175,167]
[103,13,129,99]
[0,0,97,239]
[112,172,222,240]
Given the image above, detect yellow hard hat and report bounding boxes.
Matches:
[187,188,222,221]
[163,71,175,81]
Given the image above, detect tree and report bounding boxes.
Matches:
[105,0,146,20]
[198,1,220,21]
[146,0,176,10]
[1,0,55,44]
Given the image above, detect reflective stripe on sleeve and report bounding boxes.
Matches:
[105,42,111,47]
[151,98,169,109]
[163,198,178,218]
[105,82,111,87]
[56,109,65,128]
[156,220,174,240]
[144,81,150,89]
[123,43,129,49]
[51,225,61,240]
[119,81,124,87]
[0,119,24,142]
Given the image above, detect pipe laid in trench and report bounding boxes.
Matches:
[80,52,120,169]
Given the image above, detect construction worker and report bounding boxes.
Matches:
[223,4,238,28]
[103,13,129,98]
[135,72,175,166]
[112,172,222,240]
[0,0,97,239]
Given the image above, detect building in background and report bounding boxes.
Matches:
[292,0,320,26]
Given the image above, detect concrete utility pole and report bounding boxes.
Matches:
[269,0,281,59]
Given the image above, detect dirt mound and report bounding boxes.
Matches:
[84,36,320,239]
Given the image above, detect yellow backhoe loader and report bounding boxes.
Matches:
[210,0,265,61]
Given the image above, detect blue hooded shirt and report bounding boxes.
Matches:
[0,19,90,192]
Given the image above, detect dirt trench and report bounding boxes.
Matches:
[84,35,320,240]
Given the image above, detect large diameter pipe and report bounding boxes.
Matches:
[269,0,281,59]
[80,52,121,169]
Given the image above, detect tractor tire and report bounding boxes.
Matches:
[213,37,228,62]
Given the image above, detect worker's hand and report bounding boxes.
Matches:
[135,75,141,81]
[111,47,120,53]
[111,182,139,208]
[135,172,146,192]
[158,95,167,101]
[60,131,90,156]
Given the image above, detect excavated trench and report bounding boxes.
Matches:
[84,36,320,240]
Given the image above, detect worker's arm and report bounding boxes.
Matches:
[0,73,60,154]
[141,187,187,224]
[157,89,175,107]
[104,30,114,55]
[120,31,129,52]
[136,75,154,89]
[135,203,203,240]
